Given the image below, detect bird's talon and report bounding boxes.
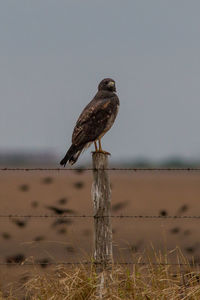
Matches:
[92,150,111,155]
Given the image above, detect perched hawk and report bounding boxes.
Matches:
[60,78,120,166]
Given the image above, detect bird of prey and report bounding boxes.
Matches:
[60,78,120,166]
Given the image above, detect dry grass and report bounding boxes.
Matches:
[1,248,200,299]
[22,248,200,300]
[23,265,200,300]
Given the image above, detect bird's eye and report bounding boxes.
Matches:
[105,81,109,85]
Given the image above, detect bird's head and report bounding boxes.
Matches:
[98,78,116,92]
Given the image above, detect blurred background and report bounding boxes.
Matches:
[1,0,200,167]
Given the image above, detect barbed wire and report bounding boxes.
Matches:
[1,261,200,267]
[1,167,200,171]
[1,214,200,219]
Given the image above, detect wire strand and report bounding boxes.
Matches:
[1,215,200,219]
[1,167,200,171]
[1,261,200,266]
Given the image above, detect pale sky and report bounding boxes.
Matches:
[1,1,200,163]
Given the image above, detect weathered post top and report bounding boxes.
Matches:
[92,152,109,170]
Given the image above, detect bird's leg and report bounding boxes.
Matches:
[98,138,103,152]
[97,138,111,155]
[94,141,98,152]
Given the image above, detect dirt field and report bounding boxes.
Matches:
[0,170,200,295]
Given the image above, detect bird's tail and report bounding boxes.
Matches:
[60,144,83,166]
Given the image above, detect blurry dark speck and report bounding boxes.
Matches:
[2,232,11,240]
[112,201,128,212]
[179,204,189,214]
[57,228,67,234]
[58,197,68,205]
[66,246,75,253]
[74,181,84,189]
[37,258,51,268]
[196,275,200,283]
[34,236,45,242]
[130,245,139,252]
[185,247,195,254]
[51,218,73,227]
[130,241,143,252]
[46,206,75,215]
[6,254,25,264]
[19,184,29,192]
[159,210,168,217]
[74,168,85,174]
[31,201,38,208]
[12,219,27,228]
[42,177,53,184]
[170,227,180,234]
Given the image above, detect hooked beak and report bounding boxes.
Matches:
[108,81,115,87]
[108,81,116,91]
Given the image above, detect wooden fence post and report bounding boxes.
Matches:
[92,152,113,298]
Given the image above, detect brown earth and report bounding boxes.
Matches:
[0,170,200,296]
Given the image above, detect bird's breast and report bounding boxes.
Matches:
[99,104,119,139]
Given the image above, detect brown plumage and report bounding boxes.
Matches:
[60,78,120,166]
